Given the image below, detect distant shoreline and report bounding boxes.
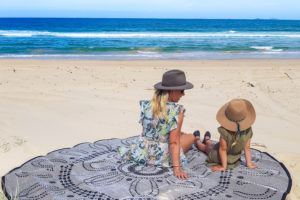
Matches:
[0,17,300,21]
[1,52,300,60]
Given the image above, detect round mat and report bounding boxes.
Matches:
[2,136,292,200]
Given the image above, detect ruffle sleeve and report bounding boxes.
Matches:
[168,104,185,132]
[139,100,151,125]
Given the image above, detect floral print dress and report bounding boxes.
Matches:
[119,100,188,167]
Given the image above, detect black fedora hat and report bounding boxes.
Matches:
[154,69,193,90]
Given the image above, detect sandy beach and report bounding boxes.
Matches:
[0,59,299,199]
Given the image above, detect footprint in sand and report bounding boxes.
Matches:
[251,142,267,149]
[0,136,26,153]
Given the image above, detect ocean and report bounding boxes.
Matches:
[0,18,300,59]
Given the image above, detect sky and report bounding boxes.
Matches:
[0,0,300,19]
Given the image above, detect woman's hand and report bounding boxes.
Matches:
[173,167,189,179]
[211,165,226,172]
[247,162,257,169]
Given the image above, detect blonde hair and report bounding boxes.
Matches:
[151,89,169,121]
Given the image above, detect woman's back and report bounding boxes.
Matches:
[119,100,187,167]
[139,100,184,143]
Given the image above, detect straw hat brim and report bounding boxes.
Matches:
[216,100,256,132]
[154,81,193,90]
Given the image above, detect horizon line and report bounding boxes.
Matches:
[0,17,300,20]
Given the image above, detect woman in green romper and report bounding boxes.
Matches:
[195,98,257,171]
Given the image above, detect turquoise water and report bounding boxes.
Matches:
[1,18,300,59]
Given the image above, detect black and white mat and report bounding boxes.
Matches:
[2,136,292,200]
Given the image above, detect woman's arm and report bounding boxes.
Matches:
[211,137,227,171]
[244,139,257,169]
[169,112,188,179]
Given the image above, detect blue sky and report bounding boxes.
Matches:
[1,0,300,19]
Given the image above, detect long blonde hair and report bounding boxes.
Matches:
[151,89,169,121]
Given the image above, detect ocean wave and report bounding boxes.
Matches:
[250,46,283,52]
[228,30,237,33]
[1,30,300,38]
[0,53,163,59]
[1,51,300,60]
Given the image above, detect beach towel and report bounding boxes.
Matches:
[2,136,292,200]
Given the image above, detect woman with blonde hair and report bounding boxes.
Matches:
[119,69,199,179]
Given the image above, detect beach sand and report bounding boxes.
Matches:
[0,59,299,199]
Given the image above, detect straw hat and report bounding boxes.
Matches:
[216,99,256,131]
[154,69,193,90]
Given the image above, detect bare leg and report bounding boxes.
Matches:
[180,133,195,153]
[195,137,213,154]
[180,132,213,154]
[203,140,213,154]
[195,138,206,152]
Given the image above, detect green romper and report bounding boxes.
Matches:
[207,126,253,169]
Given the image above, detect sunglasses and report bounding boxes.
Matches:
[180,90,185,94]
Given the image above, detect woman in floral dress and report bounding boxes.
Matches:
[119,69,198,179]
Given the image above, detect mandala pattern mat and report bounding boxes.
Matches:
[2,136,292,200]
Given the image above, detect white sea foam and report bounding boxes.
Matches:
[1,51,300,60]
[1,30,300,38]
[251,46,274,50]
[250,46,283,52]
[0,30,37,37]
[137,51,158,54]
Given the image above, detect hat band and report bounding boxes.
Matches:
[225,109,245,123]
[162,82,186,87]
